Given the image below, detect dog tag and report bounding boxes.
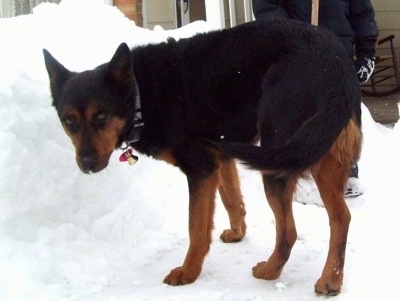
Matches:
[119,148,138,165]
[127,153,138,165]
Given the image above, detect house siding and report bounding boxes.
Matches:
[114,0,143,26]
[372,0,400,43]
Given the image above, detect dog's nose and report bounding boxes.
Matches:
[81,156,98,173]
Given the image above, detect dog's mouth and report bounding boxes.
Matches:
[77,154,111,174]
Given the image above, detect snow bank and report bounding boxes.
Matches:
[0,1,399,300]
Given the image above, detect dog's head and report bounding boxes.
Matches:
[43,43,137,173]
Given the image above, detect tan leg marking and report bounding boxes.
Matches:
[218,160,247,242]
[253,175,298,280]
[312,119,361,296]
[163,170,219,285]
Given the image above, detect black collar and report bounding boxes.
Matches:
[120,80,144,149]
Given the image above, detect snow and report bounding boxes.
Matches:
[0,0,399,300]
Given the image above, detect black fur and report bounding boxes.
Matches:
[44,19,361,178]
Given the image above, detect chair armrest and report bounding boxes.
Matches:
[378,35,395,45]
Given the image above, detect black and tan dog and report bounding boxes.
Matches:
[43,19,361,295]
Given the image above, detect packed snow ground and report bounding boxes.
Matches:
[0,1,399,300]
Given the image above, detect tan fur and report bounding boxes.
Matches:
[91,119,126,165]
[163,168,219,285]
[254,118,361,296]
[218,160,247,242]
[311,118,361,295]
[62,104,126,172]
[162,159,250,285]
[253,175,299,280]
[328,118,362,166]
[85,105,127,162]
[156,150,177,165]
[61,107,80,148]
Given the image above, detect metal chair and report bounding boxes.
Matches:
[361,35,400,97]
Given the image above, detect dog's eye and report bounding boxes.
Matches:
[63,117,78,131]
[93,112,109,127]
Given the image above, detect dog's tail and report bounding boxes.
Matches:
[214,102,358,177]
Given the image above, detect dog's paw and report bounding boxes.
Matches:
[163,266,200,286]
[220,227,246,243]
[252,261,283,280]
[314,276,342,296]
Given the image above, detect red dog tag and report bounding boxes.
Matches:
[119,148,138,165]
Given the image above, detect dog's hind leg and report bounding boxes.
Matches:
[312,119,361,296]
[312,156,350,296]
[218,160,247,243]
[163,169,219,285]
[252,175,298,280]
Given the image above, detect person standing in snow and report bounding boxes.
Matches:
[252,0,379,196]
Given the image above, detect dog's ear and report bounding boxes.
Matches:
[106,43,134,95]
[43,49,72,106]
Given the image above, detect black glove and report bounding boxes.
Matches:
[354,57,375,83]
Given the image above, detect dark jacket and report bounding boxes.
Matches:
[252,0,379,58]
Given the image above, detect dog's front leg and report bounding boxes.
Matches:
[163,170,219,285]
[219,160,247,242]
